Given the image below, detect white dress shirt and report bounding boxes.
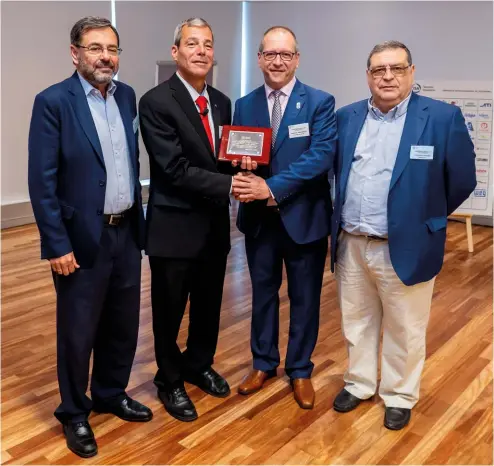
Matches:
[176,71,215,152]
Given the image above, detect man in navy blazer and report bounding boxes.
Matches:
[232,26,337,409]
[331,41,476,430]
[28,17,151,458]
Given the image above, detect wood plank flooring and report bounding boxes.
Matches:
[1,206,492,464]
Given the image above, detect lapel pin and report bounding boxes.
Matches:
[296,102,301,109]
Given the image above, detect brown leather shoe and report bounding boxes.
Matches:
[292,378,315,409]
[238,369,276,395]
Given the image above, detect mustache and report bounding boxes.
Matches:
[95,61,114,69]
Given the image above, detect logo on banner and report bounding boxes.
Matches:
[464,112,477,118]
[474,189,487,198]
[476,148,490,156]
[479,122,491,131]
[480,102,492,108]
[478,112,492,119]
[476,144,491,152]
[466,121,475,131]
[412,83,421,93]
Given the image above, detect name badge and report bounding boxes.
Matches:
[410,145,434,160]
[219,126,223,138]
[133,115,139,134]
[288,123,310,138]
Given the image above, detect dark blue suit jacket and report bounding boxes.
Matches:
[28,71,145,268]
[233,79,337,244]
[331,92,476,285]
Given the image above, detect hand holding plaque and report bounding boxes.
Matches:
[218,126,272,165]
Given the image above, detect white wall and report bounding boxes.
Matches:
[1,1,242,206]
[2,1,492,209]
[244,1,493,108]
[1,1,111,205]
[116,1,243,180]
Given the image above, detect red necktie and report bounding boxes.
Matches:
[195,96,214,152]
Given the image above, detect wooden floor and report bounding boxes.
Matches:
[1,206,492,465]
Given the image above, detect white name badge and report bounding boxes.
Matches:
[410,145,434,160]
[288,123,310,138]
[133,115,139,134]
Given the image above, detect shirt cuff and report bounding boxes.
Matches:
[267,187,277,206]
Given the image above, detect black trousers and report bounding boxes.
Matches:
[53,220,142,423]
[149,242,228,390]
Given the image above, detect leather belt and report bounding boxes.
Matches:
[365,234,387,241]
[103,209,131,226]
[344,230,387,241]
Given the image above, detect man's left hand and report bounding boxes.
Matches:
[232,172,271,202]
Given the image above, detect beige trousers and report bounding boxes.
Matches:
[335,231,435,408]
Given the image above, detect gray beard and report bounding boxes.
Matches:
[78,60,115,86]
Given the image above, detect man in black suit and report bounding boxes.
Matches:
[139,17,237,422]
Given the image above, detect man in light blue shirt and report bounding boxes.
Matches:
[331,41,475,430]
[341,93,410,237]
[78,74,134,214]
[28,17,151,458]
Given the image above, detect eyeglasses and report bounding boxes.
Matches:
[77,45,122,56]
[368,64,410,78]
[261,51,297,62]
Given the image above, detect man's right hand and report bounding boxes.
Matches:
[50,252,80,276]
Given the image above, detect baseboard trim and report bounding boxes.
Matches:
[3,183,489,230]
[1,182,150,229]
[1,201,35,229]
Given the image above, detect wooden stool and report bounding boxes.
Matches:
[448,214,474,253]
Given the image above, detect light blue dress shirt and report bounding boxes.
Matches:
[341,93,411,237]
[78,73,134,214]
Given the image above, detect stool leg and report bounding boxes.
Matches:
[466,216,474,253]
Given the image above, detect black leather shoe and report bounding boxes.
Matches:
[333,388,367,413]
[158,386,198,422]
[384,407,411,430]
[93,396,153,422]
[63,421,98,458]
[184,367,231,398]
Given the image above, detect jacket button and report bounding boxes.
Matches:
[97,209,103,215]
[99,180,105,187]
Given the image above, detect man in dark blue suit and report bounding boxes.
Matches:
[231,26,337,409]
[331,41,476,430]
[28,16,152,458]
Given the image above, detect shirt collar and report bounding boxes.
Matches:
[265,76,297,100]
[77,72,116,97]
[368,91,412,121]
[176,71,208,103]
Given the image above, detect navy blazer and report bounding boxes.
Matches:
[28,71,145,267]
[331,92,476,285]
[233,79,337,244]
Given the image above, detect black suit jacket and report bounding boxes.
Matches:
[139,73,233,258]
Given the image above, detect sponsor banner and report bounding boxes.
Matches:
[413,80,492,216]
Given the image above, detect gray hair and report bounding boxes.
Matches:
[259,26,299,53]
[70,16,119,47]
[173,18,214,47]
[367,40,412,69]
